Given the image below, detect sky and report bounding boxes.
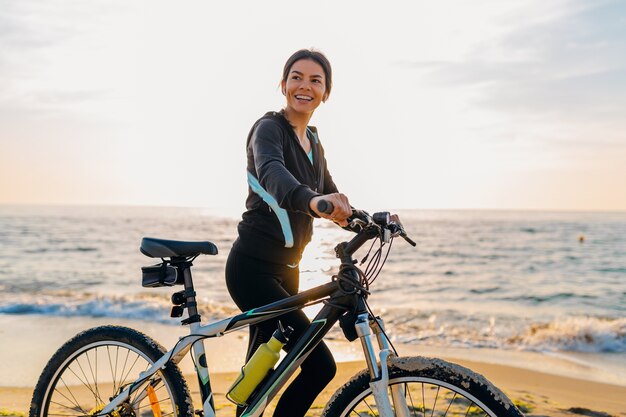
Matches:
[0,0,625,212]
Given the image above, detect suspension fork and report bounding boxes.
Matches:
[371,316,411,417]
[355,313,395,417]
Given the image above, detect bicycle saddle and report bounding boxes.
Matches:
[140,237,218,258]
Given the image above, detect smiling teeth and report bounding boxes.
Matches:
[295,95,312,101]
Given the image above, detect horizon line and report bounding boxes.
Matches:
[1,202,625,214]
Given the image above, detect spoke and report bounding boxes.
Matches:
[131,362,153,404]
[404,383,418,417]
[421,383,426,417]
[135,396,171,410]
[443,393,457,417]
[118,347,133,388]
[65,365,102,404]
[47,413,92,417]
[49,398,86,414]
[135,398,176,417]
[58,376,87,414]
[47,413,90,417]
[132,380,166,407]
[113,346,120,393]
[82,348,104,403]
[120,352,143,390]
[430,386,440,417]
[363,398,378,416]
[83,349,102,404]
[94,347,99,402]
[149,379,168,399]
[464,401,476,417]
[130,373,158,405]
[131,375,163,405]
[106,346,117,394]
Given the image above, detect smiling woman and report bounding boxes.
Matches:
[224,49,354,417]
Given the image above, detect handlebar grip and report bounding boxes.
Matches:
[316,199,334,215]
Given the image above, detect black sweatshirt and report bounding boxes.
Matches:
[235,111,339,265]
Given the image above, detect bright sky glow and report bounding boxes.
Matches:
[1,0,625,212]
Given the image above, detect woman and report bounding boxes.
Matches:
[225,49,352,417]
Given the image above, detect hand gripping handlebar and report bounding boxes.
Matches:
[316,200,416,247]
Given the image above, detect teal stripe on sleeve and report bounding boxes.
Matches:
[247,172,294,248]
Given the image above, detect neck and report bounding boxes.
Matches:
[283,107,312,139]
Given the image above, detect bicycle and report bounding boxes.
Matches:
[29,204,524,417]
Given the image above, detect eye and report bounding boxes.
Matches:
[291,75,301,80]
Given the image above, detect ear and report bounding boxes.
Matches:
[281,79,286,95]
[322,92,329,103]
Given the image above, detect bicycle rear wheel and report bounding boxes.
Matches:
[322,356,523,417]
[30,325,193,417]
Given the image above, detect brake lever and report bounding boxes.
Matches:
[400,232,417,247]
[388,223,417,247]
[349,218,368,229]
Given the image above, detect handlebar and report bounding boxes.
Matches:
[315,199,416,249]
[317,199,334,215]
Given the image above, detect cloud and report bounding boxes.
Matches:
[0,1,135,120]
[395,0,626,134]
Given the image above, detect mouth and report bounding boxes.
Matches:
[295,94,313,102]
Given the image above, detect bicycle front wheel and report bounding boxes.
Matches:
[323,356,524,417]
[30,325,193,417]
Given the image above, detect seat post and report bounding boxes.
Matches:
[175,258,201,325]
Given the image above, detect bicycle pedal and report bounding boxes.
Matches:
[194,410,204,417]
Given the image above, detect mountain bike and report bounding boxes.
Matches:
[29,205,524,417]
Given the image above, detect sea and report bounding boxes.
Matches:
[1,205,625,385]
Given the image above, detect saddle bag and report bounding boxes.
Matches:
[141,262,179,287]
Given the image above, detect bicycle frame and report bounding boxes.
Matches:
[101,266,370,417]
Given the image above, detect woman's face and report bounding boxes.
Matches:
[282,59,328,115]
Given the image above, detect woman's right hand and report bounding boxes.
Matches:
[310,194,352,227]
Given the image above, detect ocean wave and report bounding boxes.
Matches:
[381,309,626,354]
[0,293,239,324]
[508,316,626,353]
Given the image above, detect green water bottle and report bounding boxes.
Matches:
[227,323,293,405]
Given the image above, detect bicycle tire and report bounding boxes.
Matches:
[29,325,193,417]
[322,356,524,417]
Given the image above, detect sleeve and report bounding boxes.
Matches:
[251,119,320,214]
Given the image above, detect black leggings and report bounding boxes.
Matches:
[225,247,337,417]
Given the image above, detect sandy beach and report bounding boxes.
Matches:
[3,358,626,417]
[2,314,626,416]
[2,310,626,417]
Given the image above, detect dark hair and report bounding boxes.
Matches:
[282,49,333,98]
